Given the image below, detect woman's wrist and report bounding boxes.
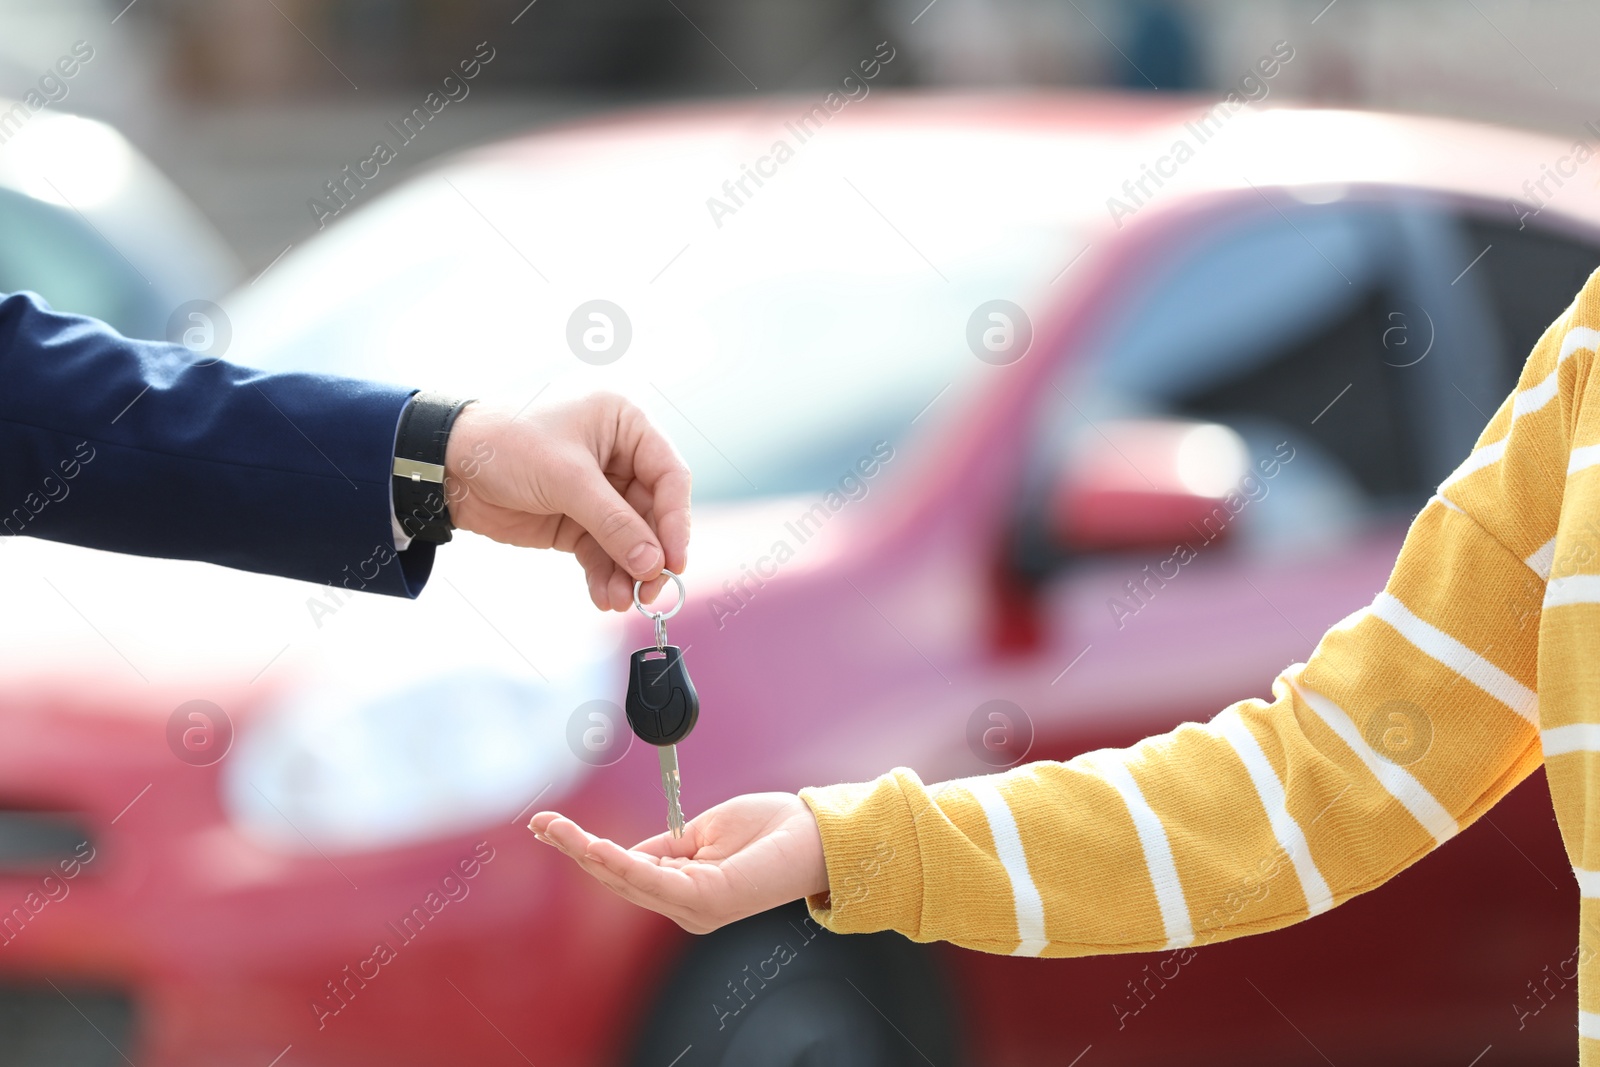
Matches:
[797,798,831,899]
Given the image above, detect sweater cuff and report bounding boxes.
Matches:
[798,767,928,937]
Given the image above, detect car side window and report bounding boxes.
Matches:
[1029,198,1486,559]
[0,189,152,336]
[1457,213,1600,393]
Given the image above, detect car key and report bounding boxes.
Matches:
[625,570,699,838]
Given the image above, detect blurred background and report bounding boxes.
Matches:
[2,2,1600,1066]
[4,0,1597,271]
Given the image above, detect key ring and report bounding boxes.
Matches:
[633,568,686,620]
[634,569,685,651]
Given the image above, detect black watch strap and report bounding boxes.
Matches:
[392,392,475,545]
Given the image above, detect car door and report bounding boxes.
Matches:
[948,190,1578,1066]
[1015,194,1486,756]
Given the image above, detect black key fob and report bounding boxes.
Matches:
[624,646,699,746]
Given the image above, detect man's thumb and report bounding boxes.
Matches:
[566,466,662,579]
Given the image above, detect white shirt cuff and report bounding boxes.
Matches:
[390,400,414,551]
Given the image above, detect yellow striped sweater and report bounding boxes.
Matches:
[799,267,1600,1059]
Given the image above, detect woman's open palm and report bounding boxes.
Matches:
[529,792,828,933]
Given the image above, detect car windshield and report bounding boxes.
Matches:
[224,122,1090,500]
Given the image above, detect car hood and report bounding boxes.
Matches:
[0,495,817,692]
[0,495,823,852]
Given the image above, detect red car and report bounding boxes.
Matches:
[1,94,1595,1066]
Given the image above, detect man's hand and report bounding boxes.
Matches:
[529,793,829,934]
[443,393,691,611]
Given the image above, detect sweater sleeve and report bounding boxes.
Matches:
[797,271,1600,958]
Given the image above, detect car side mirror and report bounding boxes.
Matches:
[1049,419,1250,552]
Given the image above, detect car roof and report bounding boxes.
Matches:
[459,92,1589,231]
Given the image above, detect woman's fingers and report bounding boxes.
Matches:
[629,823,704,861]
[535,818,664,891]
[586,838,706,908]
[531,811,732,926]
[533,814,687,898]
[531,802,816,935]
[532,814,597,854]
[534,813,695,866]
[577,851,682,911]
[534,820,715,928]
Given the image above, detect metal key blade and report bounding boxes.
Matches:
[658,745,684,838]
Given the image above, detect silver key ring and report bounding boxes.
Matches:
[633,568,686,621]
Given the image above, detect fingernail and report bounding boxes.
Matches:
[627,543,660,576]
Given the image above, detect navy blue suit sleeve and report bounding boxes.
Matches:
[0,291,434,596]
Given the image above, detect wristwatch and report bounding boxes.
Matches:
[392,392,475,544]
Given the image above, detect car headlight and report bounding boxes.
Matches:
[221,655,614,854]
